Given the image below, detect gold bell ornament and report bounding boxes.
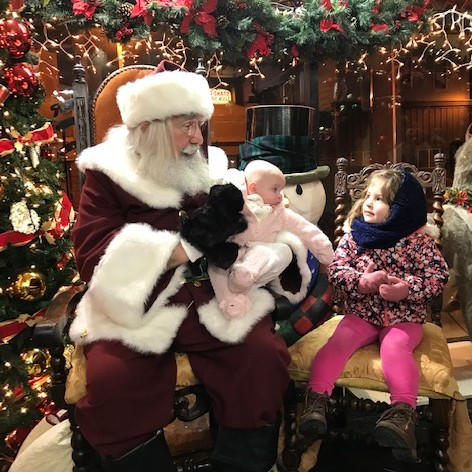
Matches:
[20,348,50,377]
[5,269,47,301]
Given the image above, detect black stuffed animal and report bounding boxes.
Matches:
[180,183,248,269]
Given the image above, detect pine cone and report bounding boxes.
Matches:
[217,15,229,29]
[221,2,236,14]
[118,2,134,19]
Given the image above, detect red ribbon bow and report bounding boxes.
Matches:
[0,122,55,157]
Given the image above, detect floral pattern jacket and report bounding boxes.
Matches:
[328,229,449,326]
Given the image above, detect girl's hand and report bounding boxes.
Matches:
[379,276,409,302]
[358,262,389,294]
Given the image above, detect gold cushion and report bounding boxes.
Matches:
[65,347,199,405]
[288,315,463,400]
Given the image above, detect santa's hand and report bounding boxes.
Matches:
[358,262,389,294]
[379,276,409,302]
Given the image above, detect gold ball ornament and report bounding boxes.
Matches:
[6,269,47,301]
[20,349,50,377]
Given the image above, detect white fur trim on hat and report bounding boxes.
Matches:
[117,70,214,128]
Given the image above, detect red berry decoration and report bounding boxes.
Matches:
[0,18,32,59]
[3,63,38,97]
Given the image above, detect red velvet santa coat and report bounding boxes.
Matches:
[69,134,277,354]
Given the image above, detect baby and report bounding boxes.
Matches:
[209,160,334,318]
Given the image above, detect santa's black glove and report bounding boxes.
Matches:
[180,183,248,269]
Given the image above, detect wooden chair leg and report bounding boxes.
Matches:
[69,404,101,472]
[281,380,301,472]
[429,398,451,472]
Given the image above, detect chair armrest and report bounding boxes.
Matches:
[29,284,86,348]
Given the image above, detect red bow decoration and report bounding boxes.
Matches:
[0,230,35,251]
[42,192,75,244]
[0,307,47,343]
[0,122,54,157]
[320,19,343,33]
[180,0,218,38]
[0,192,75,252]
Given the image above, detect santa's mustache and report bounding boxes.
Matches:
[181,144,201,156]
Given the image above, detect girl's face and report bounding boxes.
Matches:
[362,179,390,223]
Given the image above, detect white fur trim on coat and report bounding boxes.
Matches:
[76,129,197,210]
[69,224,189,354]
[198,288,275,343]
[117,70,214,128]
[268,231,312,304]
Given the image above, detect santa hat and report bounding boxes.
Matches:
[116,61,214,129]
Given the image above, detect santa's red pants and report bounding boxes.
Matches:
[76,309,290,457]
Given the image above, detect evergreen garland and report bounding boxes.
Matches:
[24,0,432,66]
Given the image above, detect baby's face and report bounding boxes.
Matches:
[254,172,286,206]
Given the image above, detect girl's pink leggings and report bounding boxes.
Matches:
[309,315,423,408]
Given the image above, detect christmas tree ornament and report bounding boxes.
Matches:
[0,84,10,106]
[9,0,25,12]
[3,63,38,97]
[0,18,32,59]
[29,145,39,168]
[5,269,47,301]
[9,199,41,234]
[20,349,50,377]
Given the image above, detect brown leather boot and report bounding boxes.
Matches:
[299,389,329,438]
[374,402,419,463]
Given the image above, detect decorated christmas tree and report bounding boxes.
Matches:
[0,0,76,462]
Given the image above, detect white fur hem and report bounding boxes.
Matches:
[70,284,188,354]
[117,70,214,128]
[198,288,275,343]
[269,231,311,304]
[85,223,180,328]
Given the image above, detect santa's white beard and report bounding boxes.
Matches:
[138,147,211,195]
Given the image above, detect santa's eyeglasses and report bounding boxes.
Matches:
[176,120,207,137]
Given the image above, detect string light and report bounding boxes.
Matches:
[409,6,472,72]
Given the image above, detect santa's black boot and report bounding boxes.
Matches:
[101,430,177,472]
[211,417,280,472]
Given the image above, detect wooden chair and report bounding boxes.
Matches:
[280,155,470,472]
